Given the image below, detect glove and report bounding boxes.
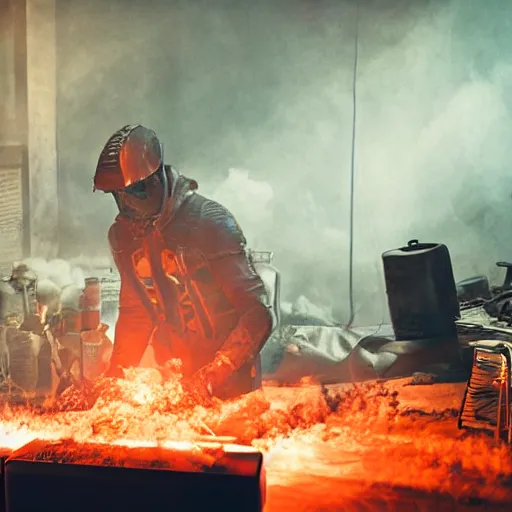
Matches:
[181,370,214,407]
[184,370,213,397]
[184,352,236,401]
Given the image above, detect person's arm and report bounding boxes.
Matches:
[190,202,273,393]
[106,221,155,377]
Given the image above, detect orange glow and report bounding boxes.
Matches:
[1,368,512,508]
[500,356,507,382]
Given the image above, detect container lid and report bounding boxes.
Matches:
[383,239,441,258]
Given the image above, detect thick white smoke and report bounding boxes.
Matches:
[18,258,119,338]
[22,258,85,290]
[210,168,274,247]
[52,0,512,328]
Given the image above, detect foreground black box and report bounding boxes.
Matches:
[5,439,265,512]
[0,450,11,512]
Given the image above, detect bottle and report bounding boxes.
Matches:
[79,277,103,380]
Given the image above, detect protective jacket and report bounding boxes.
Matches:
[108,165,273,398]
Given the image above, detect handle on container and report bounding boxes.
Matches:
[407,239,419,247]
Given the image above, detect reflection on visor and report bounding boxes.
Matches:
[124,171,162,199]
[125,180,148,199]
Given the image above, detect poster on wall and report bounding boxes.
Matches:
[0,167,23,272]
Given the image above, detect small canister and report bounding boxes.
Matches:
[60,308,82,335]
[80,278,101,331]
[80,329,104,380]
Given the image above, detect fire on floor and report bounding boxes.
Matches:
[1,374,512,511]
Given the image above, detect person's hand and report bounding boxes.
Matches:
[182,353,238,405]
[182,368,214,404]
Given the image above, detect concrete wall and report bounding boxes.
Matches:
[0,0,17,145]
[0,0,25,271]
[26,0,59,259]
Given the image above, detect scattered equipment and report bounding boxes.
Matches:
[458,340,512,442]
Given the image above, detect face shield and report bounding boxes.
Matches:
[114,165,168,220]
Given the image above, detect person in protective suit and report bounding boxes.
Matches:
[93,124,274,400]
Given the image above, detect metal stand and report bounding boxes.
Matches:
[496,358,511,442]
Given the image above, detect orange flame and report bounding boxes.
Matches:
[1,369,512,505]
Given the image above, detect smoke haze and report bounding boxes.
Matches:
[54,0,512,326]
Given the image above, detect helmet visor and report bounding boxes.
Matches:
[115,169,164,218]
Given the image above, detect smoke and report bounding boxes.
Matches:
[22,258,85,291]
[208,168,274,246]
[18,257,120,338]
[53,0,512,326]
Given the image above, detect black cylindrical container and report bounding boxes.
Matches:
[382,239,460,341]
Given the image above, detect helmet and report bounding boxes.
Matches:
[93,125,162,192]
